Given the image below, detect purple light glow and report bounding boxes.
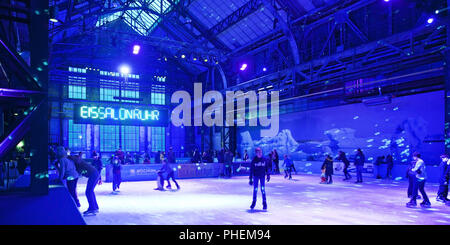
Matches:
[240,63,247,71]
[133,45,141,55]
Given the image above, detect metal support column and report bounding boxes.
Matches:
[445,0,450,154]
[29,0,49,195]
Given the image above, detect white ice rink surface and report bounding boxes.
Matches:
[75,174,450,225]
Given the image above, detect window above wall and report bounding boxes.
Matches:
[95,0,180,36]
[100,70,140,79]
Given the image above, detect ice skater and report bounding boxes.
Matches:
[157,159,180,190]
[272,149,280,174]
[406,152,431,208]
[111,156,122,192]
[336,151,351,181]
[436,154,450,203]
[56,146,80,207]
[283,154,293,180]
[406,158,421,200]
[386,155,393,179]
[354,148,365,183]
[321,155,334,184]
[93,154,103,185]
[249,147,270,210]
[68,154,100,215]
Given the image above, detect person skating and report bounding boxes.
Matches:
[243,150,249,162]
[283,154,294,180]
[437,154,450,203]
[111,156,122,192]
[321,155,334,184]
[68,154,100,215]
[272,149,280,174]
[386,155,394,179]
[249,147,270,211]
[92,154,103,185]
[354,148,365,183]
[336,151,351,180]
[406,158,421,200]
[161,159,180,190]
[374,156,385,179]
[406,152,431,208]
[56,146,80,207]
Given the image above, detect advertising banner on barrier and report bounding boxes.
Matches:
[105,163,224,182]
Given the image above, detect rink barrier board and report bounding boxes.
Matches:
[103,161,441,183]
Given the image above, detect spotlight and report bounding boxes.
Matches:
[204,58,208,62]
[193,57,197,61]
[132,45,140,55]
[119,64,130,74]
[435,10,439,14]
[262,67,267,72]
[427,17,434,24]
[240,63,247,71]
[49,18,59,23]
[181,54,186,59]
[383,0,389,2]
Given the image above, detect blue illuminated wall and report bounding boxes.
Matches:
[238,91,444,165]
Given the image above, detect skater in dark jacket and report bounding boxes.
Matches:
[354,148,365,183]
[437,154,450,203]
[92,154,103,185]
[283,154,294,180]
[158,159,180,190]
[68,155,100,215]
[111,156,122,192]
[336,151,351,180]
[321,155,334,184]
[249,147,270,210]
[272,149,280,174]
[386,155,394,179]
[56,146,80,207]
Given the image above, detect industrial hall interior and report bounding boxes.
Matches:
[0,0,450,225]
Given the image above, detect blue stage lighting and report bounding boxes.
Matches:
[240,63,247,71]
[427,17,434,24]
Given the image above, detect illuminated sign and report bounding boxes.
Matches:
[73,104,168,126]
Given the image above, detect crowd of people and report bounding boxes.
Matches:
[50,142,450,213]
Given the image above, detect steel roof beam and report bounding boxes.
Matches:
[206,0,263,37]
[166,0,231,52]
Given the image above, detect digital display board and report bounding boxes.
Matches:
[73,104,168,126]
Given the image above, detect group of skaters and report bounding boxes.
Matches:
[105,147,176,165]
[110,147,180,192]
[247,147,450,210]
[405,153,450,208]
[54,142,450,213]
[321,149,365,184]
